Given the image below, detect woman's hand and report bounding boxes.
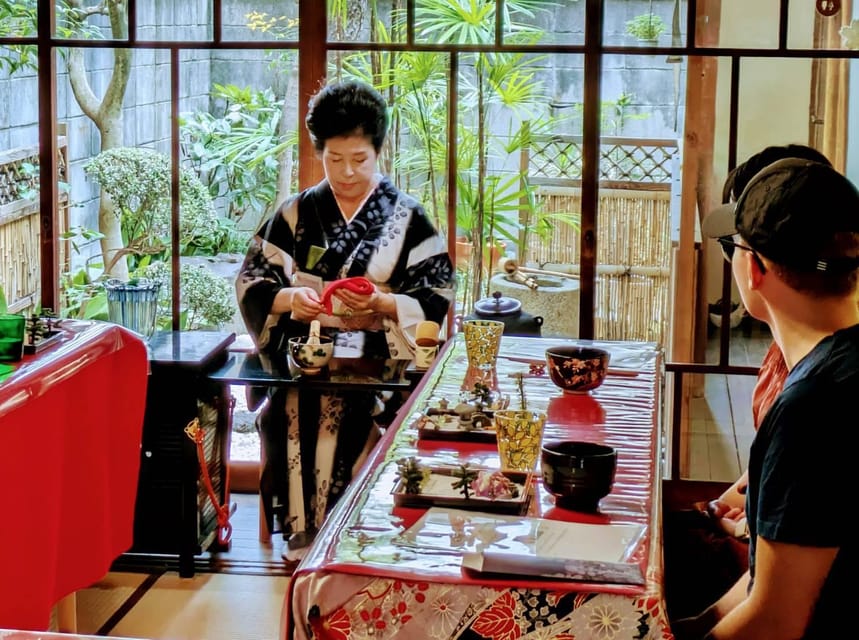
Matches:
[289,287,324,322]
[335,287,378,314]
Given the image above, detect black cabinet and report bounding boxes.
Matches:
[129,330,235,577]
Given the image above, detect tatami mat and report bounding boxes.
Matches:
[75,572,152,635]
[102,572,289,639]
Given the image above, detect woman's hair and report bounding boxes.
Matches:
[722,144,831,204]
[305,80,389,153]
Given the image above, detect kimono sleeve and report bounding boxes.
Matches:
[235,202,299,350]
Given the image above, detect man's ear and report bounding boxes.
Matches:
[746,251,766,290]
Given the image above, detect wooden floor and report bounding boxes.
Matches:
[687,321,772,482]
[110,492,292,578]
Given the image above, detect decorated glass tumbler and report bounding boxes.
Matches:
[0,313,25,362]
[462,319,504,370]
[494,409,547,472]
[103,278,162,340]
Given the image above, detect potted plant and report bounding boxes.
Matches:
[625,13,666,43]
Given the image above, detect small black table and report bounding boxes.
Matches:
[208,350,424,542]
[208,351,419,391]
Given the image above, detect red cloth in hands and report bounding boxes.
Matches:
[319,276,375,314]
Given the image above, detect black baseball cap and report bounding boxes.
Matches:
[703,144,832,239]
[733,158,859,273]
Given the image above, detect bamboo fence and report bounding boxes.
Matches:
[0,138,68,313]
[521,134,678,345]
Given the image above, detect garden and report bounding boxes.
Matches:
[0,0,684,344]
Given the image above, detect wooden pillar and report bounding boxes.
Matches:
[298,0,327,190]
[671,0,721,477]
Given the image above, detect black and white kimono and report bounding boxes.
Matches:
[236,177,454,538]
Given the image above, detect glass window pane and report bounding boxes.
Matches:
[474,52,583,336]
[0,2,36,39]
[592,55,682,343]
[223,0,299,42]
[179,52,296,330]
[414,0,498,45]
[57,46,173,318]
[53,2,128,42]
[701,0,781,49]
[605,0,685,49]
[181,54,297,238]
[500,1,580,46]
[788,0,853,51]
[136,1,212,42]
[0,45,40,315]
[328,0,405,43]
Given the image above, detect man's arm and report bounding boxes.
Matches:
[671,571,750,640]
[706,537,837,639]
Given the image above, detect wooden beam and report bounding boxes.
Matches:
[37,2,58,312]
[671,0,721,477]
[298,0,328,190]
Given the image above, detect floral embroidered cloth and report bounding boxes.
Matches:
[284,335,672,640]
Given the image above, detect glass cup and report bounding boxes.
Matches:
[462,319,504,370]
[103,278,162,340]
[493,409,547,472]
[0,313,25,362]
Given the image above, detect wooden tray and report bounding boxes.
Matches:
[392,467,532,514]
[415,408,498,443]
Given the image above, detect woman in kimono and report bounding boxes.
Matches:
[236,80,455,557]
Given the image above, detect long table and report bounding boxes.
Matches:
[0,321,149,631]
[283,334,669,640]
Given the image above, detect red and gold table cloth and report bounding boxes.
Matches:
[0,322,149,631]
[284,335,672,640]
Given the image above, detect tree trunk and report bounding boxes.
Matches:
[66,0,132,279]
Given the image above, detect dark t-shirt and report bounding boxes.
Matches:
[747,324,859,639]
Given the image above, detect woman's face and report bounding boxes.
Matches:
[321,134,379,202]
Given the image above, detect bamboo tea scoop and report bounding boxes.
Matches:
[308,320,321,345]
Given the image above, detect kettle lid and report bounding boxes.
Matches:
[474,291,522,318]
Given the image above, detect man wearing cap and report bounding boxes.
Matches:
[674,158,859,639]
[664,146,833,623]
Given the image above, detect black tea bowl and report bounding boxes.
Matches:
[545,345,610,394]
[540,440,617,512]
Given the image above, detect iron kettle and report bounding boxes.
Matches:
[465,291,544,336]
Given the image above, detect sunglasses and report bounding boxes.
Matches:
[717,237,767,274]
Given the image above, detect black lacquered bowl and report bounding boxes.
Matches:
[540,440,617,512]
[545,345,610,394]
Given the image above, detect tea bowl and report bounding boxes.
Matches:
[540,440,617,512]
[288,335,334,375]
[545,345,610,394]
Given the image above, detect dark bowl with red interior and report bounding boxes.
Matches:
[540,440,617,512]
[544,345,610,394]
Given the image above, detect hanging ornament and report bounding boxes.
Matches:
[817,0,841,17]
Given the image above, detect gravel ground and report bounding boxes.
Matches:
[228,383,261,462]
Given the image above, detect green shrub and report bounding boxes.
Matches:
[142,261,236,330]
[625,13,666,41]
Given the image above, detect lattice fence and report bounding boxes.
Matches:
[0,138,68,313]
[521,134,679,344]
